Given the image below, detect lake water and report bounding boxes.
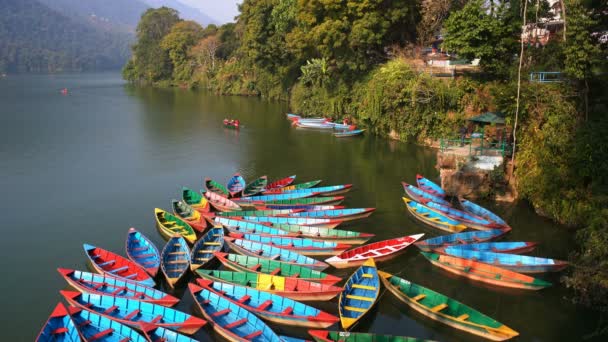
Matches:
[0,73,601,341]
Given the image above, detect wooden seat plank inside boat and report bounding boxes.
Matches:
[352,284,376,291]
[344,306,367,313]
[430,303,448,312]
[224,318,247,329]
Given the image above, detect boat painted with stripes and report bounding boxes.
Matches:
[204,191,243,212]
[243,176,268,197]
[295,121,335,129]
[442,241,537,254]
[420,252,552,290]
[215,252,341,285]
[424,201,497,231]
[459,197,510,228]
[215,209,300,217]
[83,243,155,287]
[196,278,339,328]
[416,174,447,197]
[414,229,511,252]
[140,323,199,342]
[154,208,197,244]
[36,303,80,342]
[160,235,190,288]
[57,268,179,306]
[67,306,147,342]
[403,198,467,233]
[172,199,207,232]
[182,187,210,213]
[339,258,380,329]
[196,269,342,301]
[326,234,424,269]
[224,237,329,270]
[290,208,375,221]
[265,180,322,193]
[266,175,297,190]
[265,184,352,197]
[263,196,345,207]
[238,192,318,202]
[229,233,351,256]
[308,330,429,342]
[125,228,160,277]
[334,129,365,137]
[190,227,224,271]
[378,272,519,341]
[205,178,230,197]
[265,205,344,210]
[227,173,246,197]
[240,216,342,229]
[189,283,282,342]
[61,290,207,335]
[441,247,568,273]
[402,182,451,206]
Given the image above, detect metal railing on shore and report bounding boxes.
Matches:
[440,136,507,157]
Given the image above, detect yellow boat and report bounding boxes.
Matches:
[403,198,467,233]
[154,208,197,244]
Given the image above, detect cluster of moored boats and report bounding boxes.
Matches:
[287,114,365,137]
[37,172,564,341]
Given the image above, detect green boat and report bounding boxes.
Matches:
[215,209,296,217]
[243,176,268,197]
[272,223,374,244]
[265,180,322,193]
[205,178,229,197]
[308,330,431,342]
[378,271,519,341]
[264,196,344,206]
[214,252,342,285]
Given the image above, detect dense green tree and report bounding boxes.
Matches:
[216,23,239,60]
[160,21,203,81]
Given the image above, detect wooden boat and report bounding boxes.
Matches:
[266,175,296,190]
[67,306,147,342]
[243,176,268,197]
[215,209,302,217]
[125,228,160,277]
[403,198,467,233]
[223,119,240,129]
[402,182,451,206]
[416,174,447,197]
[414,229,511,252]
[296,121,335,129]
[339,258,380,329]
[36,303,80,342]
[61,290,206,335]
[189,283,282,342]
[441,247,569,273]
[227,173,246,197]
[204,191,243,212]
[263,196,345,207]
[172,199,207,232]
[215,252,341,285]
[424,201,498,231]
[442,241,537,254]
[57,268,179,306]
[229,233,351,256]
[182,187,210,213]
[205,178,230,197]
[459,197,510,227]
[239,192,319,202]
[224,237,329,270]
[83,243,155,287]
[420,252,552,290]
[196,278,339,328]
[215,217,374,245]
[334,129,365,137]
[140,323,198,342]
[160,235,190,288]
[265,204,344,210]
[308,330,429,342]
[325,234,424,269]
[290,208,375,221]
[265,184,352,197]
[196,269,342,301]
[265,180,322,193]
[190,227,224,271]
[154,208,197,244]
[240,216,342,229]
[378,271,519,341]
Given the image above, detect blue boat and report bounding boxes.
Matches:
[290,208,374,220]
[271,184,352,197]
[334,129,365,137]
[445,242,537,254]
[339,258,380,329]
[36,303,80,342]
[238,192,317,202]
[57,268,179,306]
[241,216,341,229]
[60,290,207,335]
[224,237,329,270]
[402,182,451,206]
[414,229,510,252]
[265,204,343,210]
[141,323,198,342]
[403,198,467,233]
[424,201,497,231]
[189,283,283,342]
[231,233,350,256]
[161,235,190,288]
[295,121,335,129]
[227,173,246,197]
[191,227,224,271]
[416,174,447,197]
[67,306,147,342]
[442,247,569,273]
[126,228,161,277]
[215,217,290,236]
[195,278,339,328]
[459,197,509,227]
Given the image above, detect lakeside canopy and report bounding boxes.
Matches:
[467,112,506,125]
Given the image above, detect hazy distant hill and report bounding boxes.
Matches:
[140,0,218,26]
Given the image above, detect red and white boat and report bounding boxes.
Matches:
[204,191,242,212]
[325,234,424,268]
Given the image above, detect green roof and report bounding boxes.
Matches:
[467,112,506,124]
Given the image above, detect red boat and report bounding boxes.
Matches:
[266,175,297,191]
[83,243,155,287]
[223,119,240,129]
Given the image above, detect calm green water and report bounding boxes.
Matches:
[0,73,601,341]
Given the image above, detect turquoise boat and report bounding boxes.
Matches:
[67,306,147,342]
[403,198,467,233]
[415,229,510,252]
[241,216,342,229]
[424,201,498,230]
[141,324,198,342]
[416,174,447,197]
[230,233,350,256]
[160,235,190,288]
[459,197,509,227]
[36,303,80,342]
[290,208,375,221]
[269,184,352,197]
[238,192,317,202]
[334,129,365,137]
[224,237,329,270]
[444,241,537,254]
[215,209,298,217]
[227,173,246,197]
[190,227,224,271]
[339,258,380,329]
[402,182,451,206]
[266,205,343,210]
[195,278,339,328]
[442,247,569,273]
[61,290,207,335]
[125,227,161,277]
[189,283,283,342]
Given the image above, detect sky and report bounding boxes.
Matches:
[178,0,241,23]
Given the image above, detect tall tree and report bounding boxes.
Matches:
[160,21,204,81]
[417,0,467,47]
